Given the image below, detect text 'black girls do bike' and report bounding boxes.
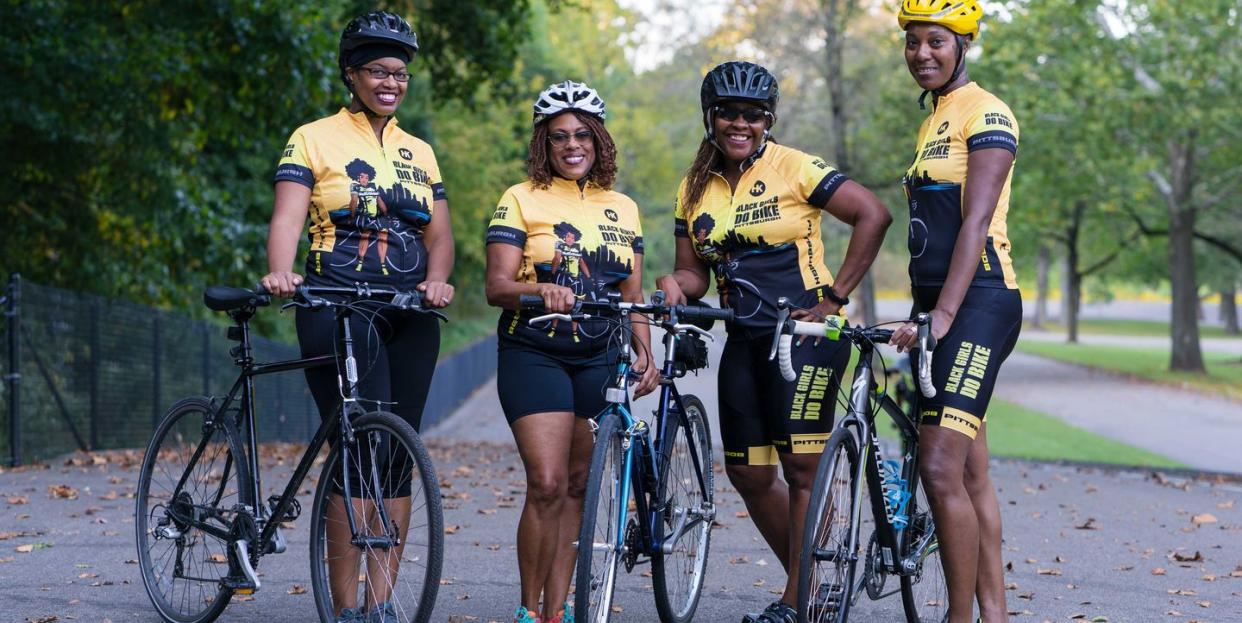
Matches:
[136,284,444,623]
[518,292,732,623]
[769,298,948,623]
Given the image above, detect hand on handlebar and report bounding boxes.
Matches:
[893,308,951,353]
[654,275,688,306]
[533,283,577,314]
[630,351,661,398]
[260,271,303,298]
[789,299,842,322]
[418,280,454,309]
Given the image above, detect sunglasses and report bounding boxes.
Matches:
[548,129,594,148]
[713,105,770,123]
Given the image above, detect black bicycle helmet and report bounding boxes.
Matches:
[700,61,780,115]
[337,11,419,88]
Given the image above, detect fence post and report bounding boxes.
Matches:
[5,274,20,466]
[152,312,162,430]
[89,301,100,451]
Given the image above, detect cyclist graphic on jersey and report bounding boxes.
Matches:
[346,158,392,275]
[549,221,594,340]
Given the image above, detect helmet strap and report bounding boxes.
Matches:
[919,34,968,110]
[704,108,772,172]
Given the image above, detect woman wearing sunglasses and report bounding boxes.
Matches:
[656,61,891,623]
[485,80,660,623]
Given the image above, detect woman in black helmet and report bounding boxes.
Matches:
[260,11,453,623]
[657,61,891,623]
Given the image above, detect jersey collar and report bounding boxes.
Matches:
[338,107,401,143]
[550,174,600,196]
[931,81,979,111]
[713,142,769,175]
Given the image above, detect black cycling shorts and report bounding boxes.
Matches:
[297,304,440,498]
[911,286,1022,440]
[496,343,618,424]
[717,332,850,465]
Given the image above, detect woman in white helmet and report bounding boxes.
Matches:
[890,2,1022,622]
[485,80,660,623]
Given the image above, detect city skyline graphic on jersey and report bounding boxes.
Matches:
[534,220,634,302]
[324,157,430,276]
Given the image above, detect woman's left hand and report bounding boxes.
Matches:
[631,353,661,398]
[893,307,954,353]
[418,281,455,309]
[790,299,842,322]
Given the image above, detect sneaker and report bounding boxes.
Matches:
[548,600,574,623]
[366,602,397,623]
[741,600,796,623]
[335,607,366,623]
[514,606,541,623]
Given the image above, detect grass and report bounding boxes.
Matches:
[1017,340,1242,402]
[875,398,1184,468]
[1031,318,1241,339]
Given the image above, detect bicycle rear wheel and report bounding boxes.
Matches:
[797,427,860,623]
[309,411,443,623]
[652,394,713,623]
[136,397,253,623]
[900,482,948,623]
[574,413,628,623]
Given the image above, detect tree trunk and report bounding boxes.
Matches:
[1063,202,1085,343]
[1033,245,1050,329]
[1220,285,1239,335]
[1060,255,1071,328]
[856,272,878,325]
[1163,135,1205,372]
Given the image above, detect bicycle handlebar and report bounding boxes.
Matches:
[246,283,447,321]
[517,292,733,325]
[767,297,937,398]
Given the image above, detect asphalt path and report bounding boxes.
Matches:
[4,329,1242,622]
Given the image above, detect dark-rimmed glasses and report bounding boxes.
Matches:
[549,129,594,148]
[357,66,411,82]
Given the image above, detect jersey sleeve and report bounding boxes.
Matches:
[274,128,315,188]
[629,198,645,255]
[424,147,447,201]
[673,178,690,238]
[964,98,1019,155]
[795,152,850,209]
[485,187,527,247]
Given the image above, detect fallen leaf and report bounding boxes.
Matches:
[1191,514,1218,525]
[287,585,307,595]
[444,525,461,535]
[1036,568,1062,576]
[1152,567,1166,576]
[15,544,33,553]
[6,496,28,505]
[1075,518,1099,530]
[735,511,749,519]
[48,485,79,500]
[1171,551,1203,563]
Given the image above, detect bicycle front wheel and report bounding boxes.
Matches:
[900,483,948,623]
[574,413,628,623]
[136,396,253,623]
[797,427,860,623]
[652,394,714,623]
[309,411,443,623]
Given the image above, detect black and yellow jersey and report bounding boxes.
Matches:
[674,142,849,332]
[903,82,1019,289]
[486,177,644,354]
[274,108,446,287]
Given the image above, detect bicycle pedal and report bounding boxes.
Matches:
[232,539,262,593]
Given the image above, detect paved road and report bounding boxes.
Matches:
[1018,330,1242,356]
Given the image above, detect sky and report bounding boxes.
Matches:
[616,0,732,71]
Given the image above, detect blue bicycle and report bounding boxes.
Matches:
[519,293,731,623]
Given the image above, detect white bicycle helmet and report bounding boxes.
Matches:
[532,80,606,126]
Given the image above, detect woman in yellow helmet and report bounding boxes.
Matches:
[890,2,1021,622]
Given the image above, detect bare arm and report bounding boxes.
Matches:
[418,198,455,308]
[260,181,311,297]
[485,243,576,313]
[655,237,711,305]
[794,180,893,320]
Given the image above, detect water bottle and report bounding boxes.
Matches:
[880,460,912,531]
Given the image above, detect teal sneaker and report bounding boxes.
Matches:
[366,602,397,623]
[514,606,540,623]
[335,607,365,623]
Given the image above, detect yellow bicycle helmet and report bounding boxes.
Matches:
[897,0,983,39]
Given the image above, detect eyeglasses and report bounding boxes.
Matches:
[357,66,411,82]
[548,129,594,148]
[713,105,769,123]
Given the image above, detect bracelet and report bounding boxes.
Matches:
[825,286,849,307]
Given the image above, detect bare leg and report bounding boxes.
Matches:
[364,496,411,609]
[725,463,792,571]
[776,451,820,605]
[512,412,577,612]
[966,425,1008,623]
[919,425,978,623]
[541,417,595,620]
[326,494,366,615]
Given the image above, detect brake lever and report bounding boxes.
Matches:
[768,297,791,361]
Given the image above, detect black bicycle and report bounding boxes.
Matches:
[135,284,444,623]
[518,293,731,622]
[768,298,947,623]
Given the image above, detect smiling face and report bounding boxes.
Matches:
[712,102,770,166]
[348,57,408,116]
[547,112,596,181]
[904,24,966,91]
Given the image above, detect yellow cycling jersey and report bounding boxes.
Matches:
[275,108,446,287]
[903,82,1019,289]
[487,176,644,352]
[674,142,849,332]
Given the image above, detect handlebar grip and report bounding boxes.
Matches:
[676,305,733,322]
[777,334,796,382]
[519,294,546,310]
[916,319,937,399]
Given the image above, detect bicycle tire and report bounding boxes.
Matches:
[574,412,627,623]
[652,394,713,623]
[899,482,948,623]
[797,427,860,623]
[136,396,253,623]
[309,411,443,623]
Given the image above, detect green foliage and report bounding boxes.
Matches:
[984,399,1185,468]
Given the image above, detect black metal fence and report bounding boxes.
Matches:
[1,274,497,465]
